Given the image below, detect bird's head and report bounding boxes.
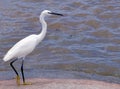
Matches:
[41,10,63,17]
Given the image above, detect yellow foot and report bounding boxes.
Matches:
[23,82,32,85]
[16,76,20,85]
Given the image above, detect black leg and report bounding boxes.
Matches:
[21,60,25,83]
[21,59,32,85]
[10,58,20,85]
[10,59,19,76]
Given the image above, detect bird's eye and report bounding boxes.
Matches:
[48,12,51,14]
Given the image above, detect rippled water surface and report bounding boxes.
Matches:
[0,0,120,83]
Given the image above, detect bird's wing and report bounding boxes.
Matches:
[3,35,37,61]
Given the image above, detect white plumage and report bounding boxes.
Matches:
[3,35,38,61]
[3,10,57,62]
[3,10,63,85]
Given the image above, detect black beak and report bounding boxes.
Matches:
[49,12,63,16]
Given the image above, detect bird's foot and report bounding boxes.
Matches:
[23,82,32,85]
[16,75,20,85]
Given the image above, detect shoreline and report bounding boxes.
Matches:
[0,78,120,89]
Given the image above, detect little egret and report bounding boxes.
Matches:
[3,10,63,85]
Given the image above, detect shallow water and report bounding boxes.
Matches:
[0,0,120,83]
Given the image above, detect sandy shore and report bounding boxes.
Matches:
[0,78,120,89]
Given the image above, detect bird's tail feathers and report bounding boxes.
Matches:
[3,54,12,62]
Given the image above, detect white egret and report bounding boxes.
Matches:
[3,10,63,85]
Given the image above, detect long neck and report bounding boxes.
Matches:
[37,14,47,43]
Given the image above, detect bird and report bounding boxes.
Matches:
[3,10,63,85]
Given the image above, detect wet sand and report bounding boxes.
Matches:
[0,78,120,89]
[0,0,120,84]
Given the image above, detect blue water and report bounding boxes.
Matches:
[0,0,120,83]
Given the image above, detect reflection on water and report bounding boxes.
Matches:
[0,0,120,83]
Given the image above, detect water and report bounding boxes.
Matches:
[0,0,120,83]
